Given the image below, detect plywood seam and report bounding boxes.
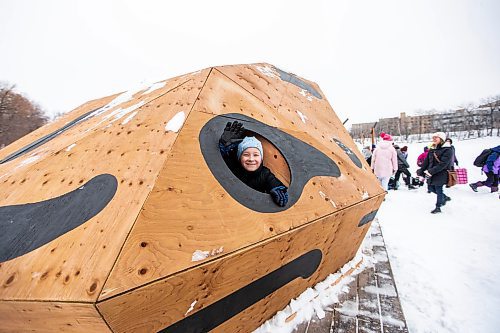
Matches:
[97,68,214,302]
[94,302,115,333]
[0,299,94,304]
[96,192,385,303]
[201,67,283,115]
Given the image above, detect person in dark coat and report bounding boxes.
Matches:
[393,145,417,190]
[469,145,500,193]
[417,132,452,214]
[445,138,459,170]
[219,121,288,206]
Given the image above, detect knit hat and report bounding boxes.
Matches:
[424,146,429,152]
[432,132,446,142]
[237,136,263,160]
[380,132,393,141]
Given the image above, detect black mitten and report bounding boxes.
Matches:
[219,121,245,147]
[270,186,288,207]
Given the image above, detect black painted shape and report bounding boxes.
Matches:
[199,114,340,213]
[0,174,118,262]
[0,106,102,164]
[273,66,322,99]
[160,249,322,333]
[333,138,363,169]
[358,210,378,227]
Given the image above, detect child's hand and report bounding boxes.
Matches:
[270,186,288,207]
[220,121,245,147]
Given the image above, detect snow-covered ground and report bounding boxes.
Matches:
[255,136,499,333]
[379,136,500,333]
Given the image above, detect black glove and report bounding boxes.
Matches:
[219,121,245,147]
[270,186,288,207]
[416,168,423,177]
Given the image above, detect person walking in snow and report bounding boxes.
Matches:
[400,146,408,159]
[371,132,398,191]
[417,132,452,214]
[417,146,429,167]
[445,138,459,170]
[469,145,500,193]
[393,145,417,190]
[362,145,372,165]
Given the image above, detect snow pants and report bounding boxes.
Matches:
[395,168,411,185]
[428,184,445,208]
[377,176,390,191]
[482,171,499,187]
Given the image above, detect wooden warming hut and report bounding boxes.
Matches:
[0,63,385,332]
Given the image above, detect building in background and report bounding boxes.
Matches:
[350,100,500,140]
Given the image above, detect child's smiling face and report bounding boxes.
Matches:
[240,147,262,172]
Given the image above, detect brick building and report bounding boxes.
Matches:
[350,102,500,139]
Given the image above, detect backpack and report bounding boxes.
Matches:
[473,149,492,167]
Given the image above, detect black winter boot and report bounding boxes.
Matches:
[469,183,479,192]
[431,207,442,214]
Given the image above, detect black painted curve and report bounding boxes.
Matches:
[160,249,322,333]
[332,138,363,169]
[358,210,378,227]
[273,67,322,99]
[199,114,340,213]
[0,106,102,165]
[0,174,118,262]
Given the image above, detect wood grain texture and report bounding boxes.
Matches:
[254,134,291,187]
[0,70,210,303]
[216,64,286,111]
[0,64,385,333]
[0,301,111,333]
[97,195,384,333]
[100,107,384,300]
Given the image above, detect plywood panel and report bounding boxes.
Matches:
[194,68,288,127]
[97,195,383,333]
[100,108,384,300]
[217,64,369,180]
[194,67,379,199]
[0,71,208,180]
[216,63,286,110]
[0,72,209,302]
[0,94,117,164]
[0,301,111,333]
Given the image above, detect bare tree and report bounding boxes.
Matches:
[0,82,48,148]
[480,95,500,136]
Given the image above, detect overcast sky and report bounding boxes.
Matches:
[1,0,499,125]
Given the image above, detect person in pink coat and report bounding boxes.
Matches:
[371,132,398,190]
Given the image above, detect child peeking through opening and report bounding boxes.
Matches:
[218,121,288,207]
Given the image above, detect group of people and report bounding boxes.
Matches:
[216,119,498,213]
[366,131,500,214]
[366,132,420,192]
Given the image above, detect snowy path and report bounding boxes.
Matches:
[379,182,500,333]
[377,136,500,333]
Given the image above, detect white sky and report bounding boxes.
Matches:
[1,0,499,125]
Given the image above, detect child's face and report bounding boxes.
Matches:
[240,147,262,172]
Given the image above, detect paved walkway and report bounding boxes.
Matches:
[292,220,409,333]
